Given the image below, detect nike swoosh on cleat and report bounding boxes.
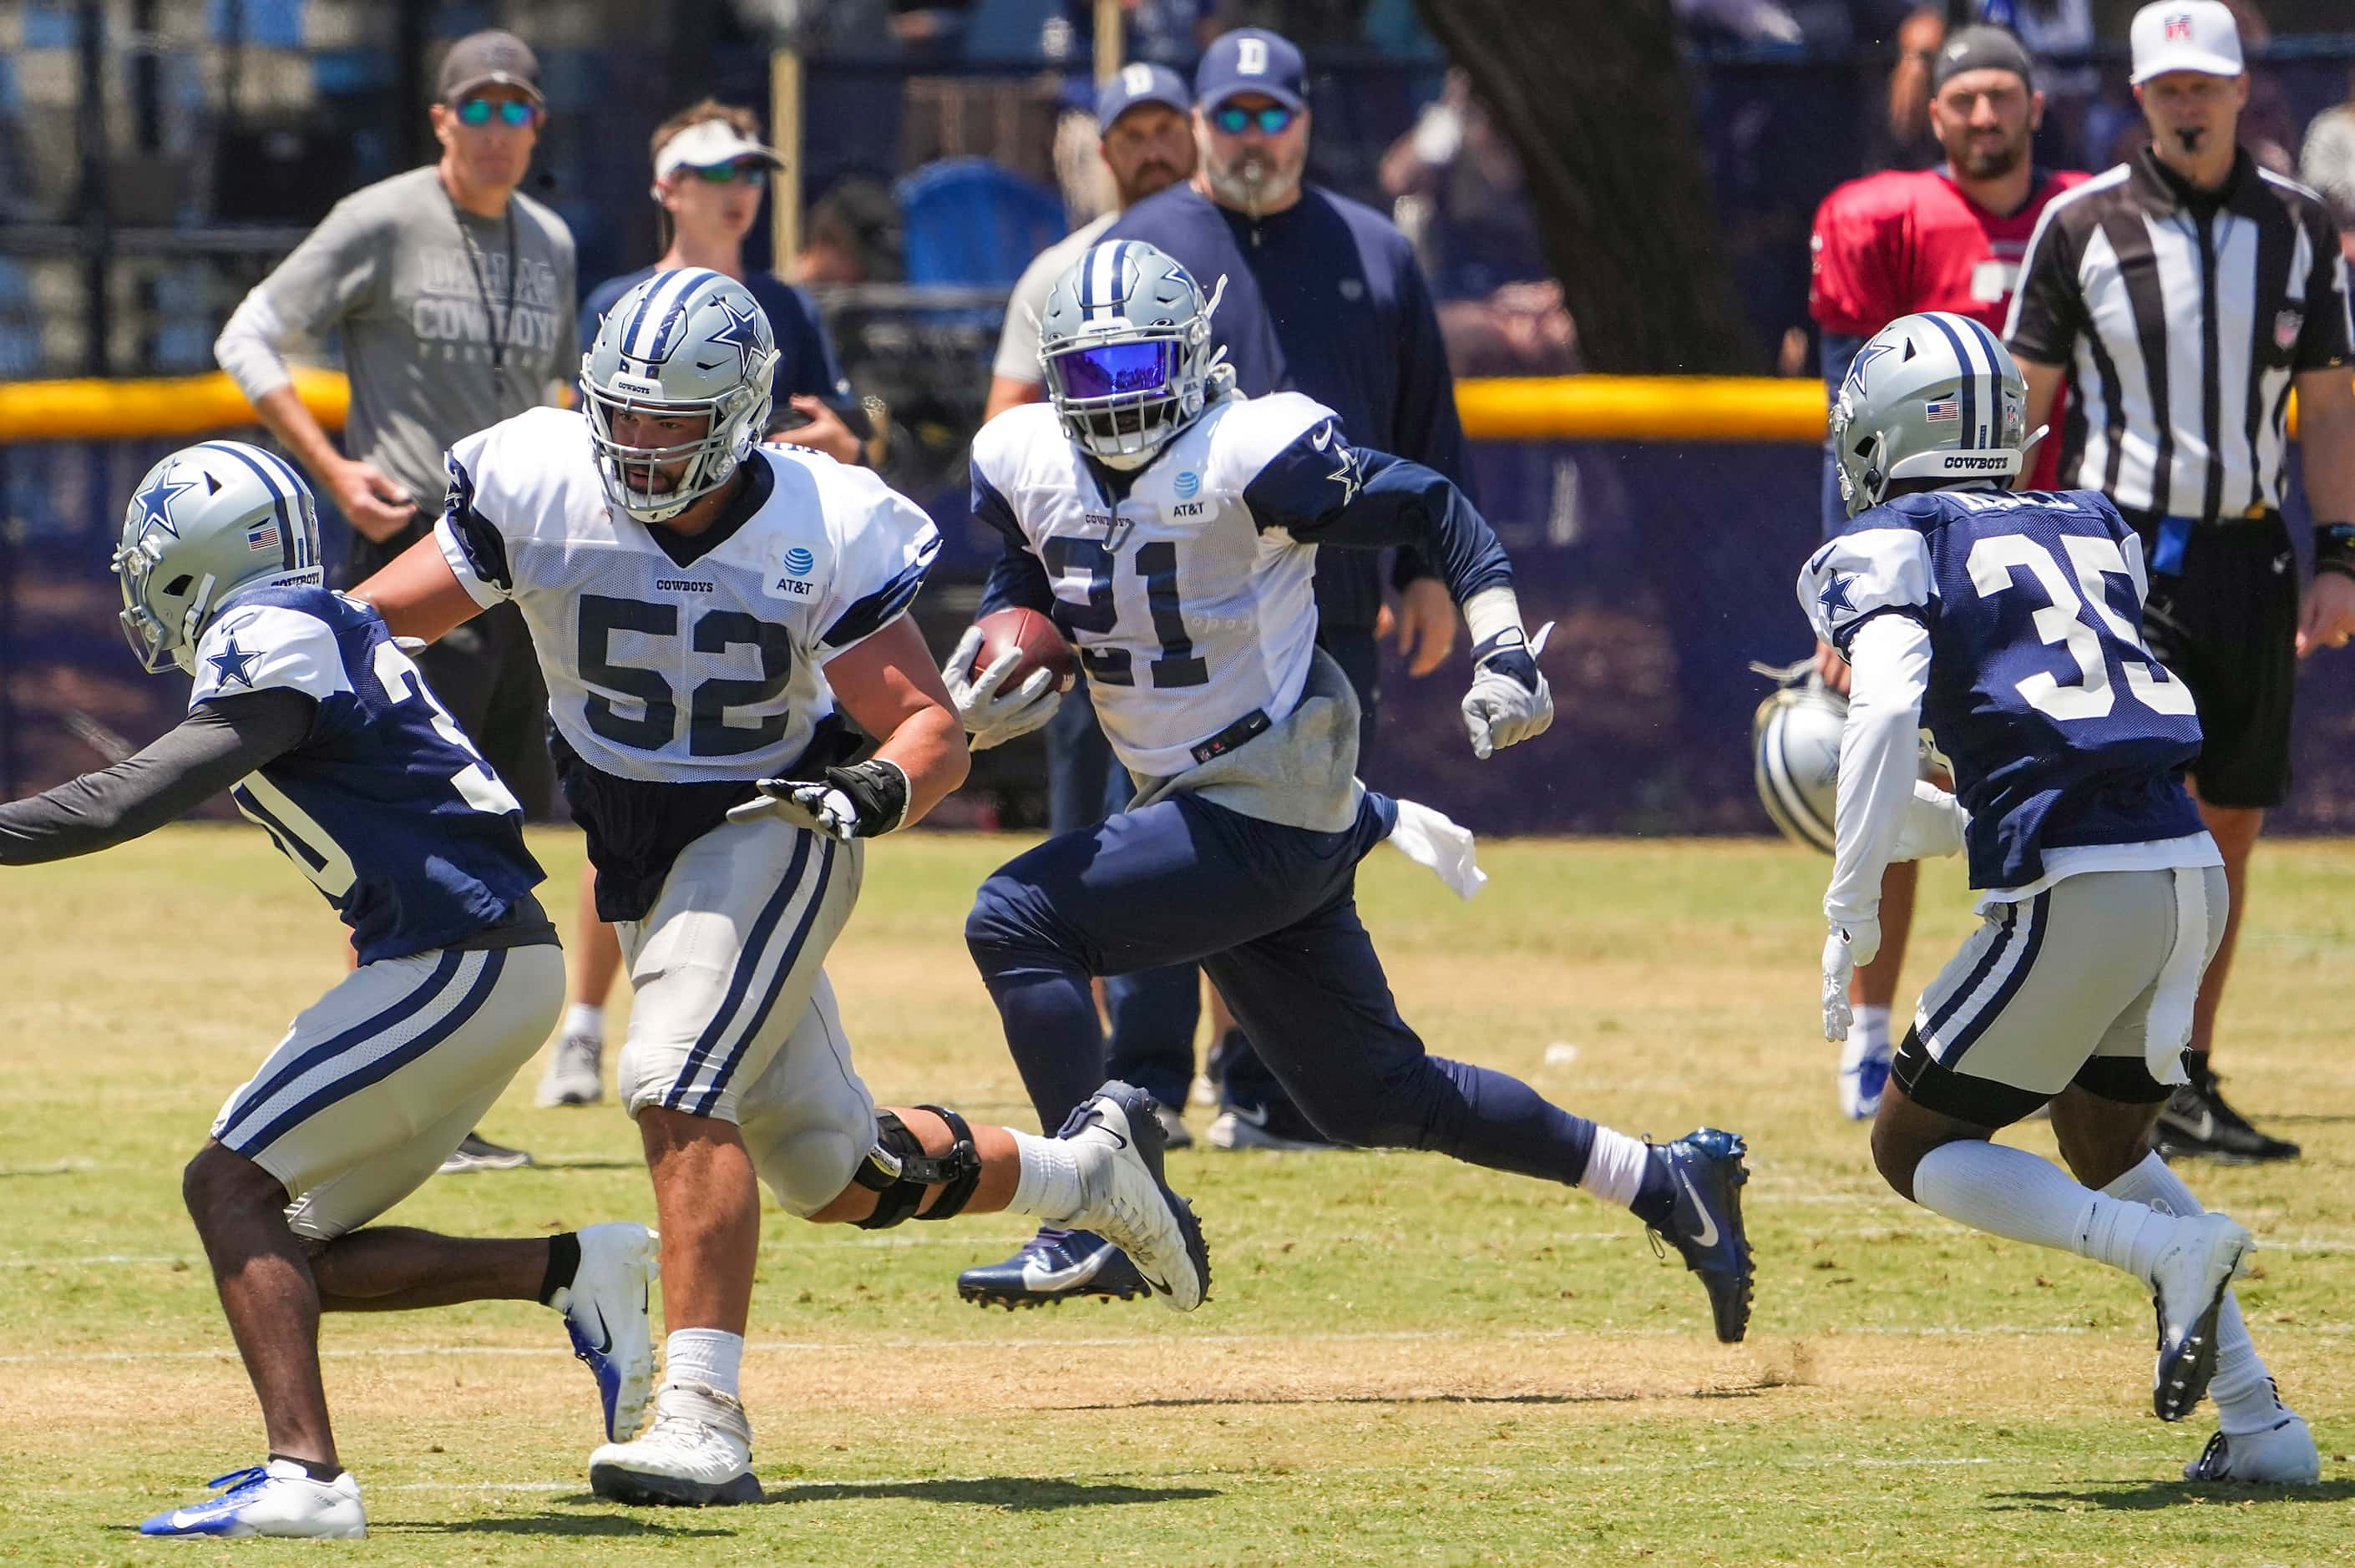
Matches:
[1677,1170,1720,1249]
[1225,1102,1271,1129]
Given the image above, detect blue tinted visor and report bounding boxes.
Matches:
[1047,340,1178,401]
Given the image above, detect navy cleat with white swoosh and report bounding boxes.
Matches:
[955,1227,1152,1309]
[1652,1128,1754,1343]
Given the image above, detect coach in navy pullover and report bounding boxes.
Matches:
[1107,28,1470,665]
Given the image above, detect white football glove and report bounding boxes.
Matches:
[1821,914,1881,1042]
[942,625,1062,751]
[1892,779,1968,862]
[724,760,910,842]
[1461,621,1556,760]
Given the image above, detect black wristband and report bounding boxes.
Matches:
[2314,523,2355,572]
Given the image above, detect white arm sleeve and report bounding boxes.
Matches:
[1825,613,1932,929]
[214,286,296,404]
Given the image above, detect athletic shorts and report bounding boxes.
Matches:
[2126,511,2299,811]
[1893,865,2228,1128]
[212,943,565,1241]
[615,813,878,1216]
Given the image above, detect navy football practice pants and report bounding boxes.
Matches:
[965,790,1598,1185]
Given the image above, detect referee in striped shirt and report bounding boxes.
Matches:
[2005,1,2355,1164]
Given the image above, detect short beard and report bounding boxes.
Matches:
[1952,139,2027,182]
[1203,151,1300,217]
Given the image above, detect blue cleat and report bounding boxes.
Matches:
[1652,1128,1755,1343]
[956,1226,1151,1309]
[138,1461,366,1539]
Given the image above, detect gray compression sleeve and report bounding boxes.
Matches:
[0,689,316,864]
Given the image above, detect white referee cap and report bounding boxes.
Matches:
[2130,1,2244,86]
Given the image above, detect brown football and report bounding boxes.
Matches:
[970,606,1076,693]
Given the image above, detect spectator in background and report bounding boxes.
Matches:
[1107,28,1467,1148]
[795,178,905,284]
[1806,23,2085,1120]
[1888,1,2092,162]
[539,99,874,1113]
[973,63,1203,1162]
[215,28,575,1177]
[2301,63,2355,244]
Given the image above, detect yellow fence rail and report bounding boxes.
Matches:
[0,367,2315,447]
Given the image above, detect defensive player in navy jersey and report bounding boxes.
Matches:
[1806,312,2316,1481]
[944,240,1757,1342]
[352,268,1207,1507]
[0,443,656,1537]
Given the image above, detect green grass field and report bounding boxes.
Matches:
[3,827,2349,1565]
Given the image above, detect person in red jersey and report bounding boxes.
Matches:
[1803,23,2086,1120]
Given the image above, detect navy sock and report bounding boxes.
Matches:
[1629,1152,1679,1231]
[536,1232,580,1307]
[270,1453,345,1484]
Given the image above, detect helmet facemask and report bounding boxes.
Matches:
[584,368,771,525]
[582,270,781,525]
[114,537,214,675]
[110,442,323,675]
[1040,244,1225,470]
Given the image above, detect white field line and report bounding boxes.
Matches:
[6,1318,2352,1367]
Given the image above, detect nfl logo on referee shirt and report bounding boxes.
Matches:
[1923,399,1960,423]
[2276,309,2303,351]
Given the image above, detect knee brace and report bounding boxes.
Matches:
[848,1106,982,1230]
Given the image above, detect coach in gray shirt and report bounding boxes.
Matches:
[216,28,575,818]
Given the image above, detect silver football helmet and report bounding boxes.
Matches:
[114,440,322,675]
[1752,670,1846,855]
[583,267,780,524]
[1831,310,2038,518]
[1038,240,1228,468]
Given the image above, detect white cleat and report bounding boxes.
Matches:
[138,1460,366,1538]
[2147,1211,2252,1422]
[2185,1408,2321,1485]
[1056,1082,1210,1312]
[555,1222,658,1442]
[590,1381,762,1506]
[537,1031,605,1107]
[1152,1101,1193,1151]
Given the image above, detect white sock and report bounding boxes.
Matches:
[1849,1004,1892,1053]
[664,1328,743,1399]
[1008,1130,1085,1222]
[1577,1126,1654,1211]
[1913,1141,2172,1281]
[2105,1152,2282,1432]
[564,1003,605,1041]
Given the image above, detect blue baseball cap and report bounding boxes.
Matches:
[1096,62,1190,129]
[1194,28,1306,113]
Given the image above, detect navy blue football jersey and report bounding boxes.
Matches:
[187,584,545,963]
[1800,487,2205,889]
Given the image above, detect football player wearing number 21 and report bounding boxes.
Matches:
[355,267,1209,1508]
[945,240,1759,1343]
[1808,311,2316,1482]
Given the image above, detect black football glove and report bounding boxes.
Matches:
[725,758,910,841]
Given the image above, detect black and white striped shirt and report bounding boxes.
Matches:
[2005,146,2352,520]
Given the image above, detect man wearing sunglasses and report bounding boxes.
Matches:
[216,28,577,1175]
[1091,28,1476,1157]
[544,100,871,1112]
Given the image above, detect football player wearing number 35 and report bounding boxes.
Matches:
[354,267,1210,1508]
[944,240,1758,1343]
[1806,311,2315,1482]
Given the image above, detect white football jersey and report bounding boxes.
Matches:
[970,392,1334,778]
[437,407,939,784]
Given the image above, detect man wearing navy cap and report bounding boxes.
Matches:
[1102,28,1475,1155]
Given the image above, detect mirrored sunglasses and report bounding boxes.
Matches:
[1210,104,1295,136]
[456,96,538,128]
[690,161,771,187]
[1049,340,1178,400]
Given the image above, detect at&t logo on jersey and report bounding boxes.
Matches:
[767,545,818,599]
[1173,470,1200,499]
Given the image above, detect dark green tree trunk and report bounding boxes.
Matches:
[1411,0,1755,372]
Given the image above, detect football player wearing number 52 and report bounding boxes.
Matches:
[0,441,654,1538]
[942,240,1759,1343]
[353,267,1210,1508]
[1807,311,2316,1482]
